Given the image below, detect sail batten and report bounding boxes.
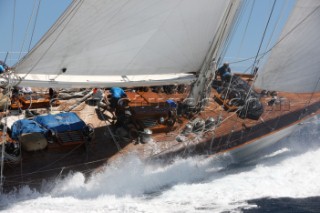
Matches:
[255,0,320,93]
[14,0,236,87]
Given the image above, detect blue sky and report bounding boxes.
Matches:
[0,0,72,65]
[0,0,295,72]
[224,0,295,72]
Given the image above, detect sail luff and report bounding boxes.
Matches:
[254,0,320,93]
[187,0,244,107]
[13,0,237,88]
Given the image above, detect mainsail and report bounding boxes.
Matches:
[13,0,240,88]
[255,0,320,93]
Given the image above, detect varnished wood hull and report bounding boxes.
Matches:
[1,83,320,192]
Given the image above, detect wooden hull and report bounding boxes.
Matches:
[1,81,320,192]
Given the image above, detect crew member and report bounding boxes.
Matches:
[217,62,232,82]
[110,87,127,109]
[0,61,9,74]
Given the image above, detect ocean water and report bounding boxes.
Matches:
[0,116,319,213]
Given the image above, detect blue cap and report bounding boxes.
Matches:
[0,65,4,73]
[166,99,177,108]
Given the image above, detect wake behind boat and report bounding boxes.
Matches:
[0,0,320,192]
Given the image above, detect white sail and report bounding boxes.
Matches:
[14,0,238,88]
[255,0,320,93]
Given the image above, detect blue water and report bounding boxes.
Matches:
[0,116,319,213]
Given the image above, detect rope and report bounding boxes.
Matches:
[215,73,243,131]
[28,0,42,51]
[227,0,277,124]
[218,0,245,66]
[17,0,39,61]
[236,0,256,57]
[251,0,277,73]
[26,142,85,176]
[10,0,16,65]
[230,3,320,69]
[265,0,289,51]
[21,0,84,79]
[266,4,320,60]
[0,83,15,191]
[217,0,278,145]
[97,107,121,151]
[250,3,320,69]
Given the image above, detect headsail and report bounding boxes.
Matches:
[254,0,320,93]
[13,0,237,88]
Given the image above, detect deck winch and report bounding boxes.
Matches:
[140,128,153,143]
[205,117,215,130]
[192,118,205,133]
[182,123,193,135]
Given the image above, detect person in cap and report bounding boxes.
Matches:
[110,87,127,109]
[217,62,232,82]
[0,61,9,74]
[0,65,5,74]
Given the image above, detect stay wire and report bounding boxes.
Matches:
[236,0,256,58]
[229,1,277,123]
[0,75,16,191]
[20,0,84,79]
[230,3,320,67]
[28,0,42,52]
[219,0,246,65]
[251,0,277,73]
[250,4,320,73]
[18,0,39,61]
[265,0,288,51]
[10,0,17,66]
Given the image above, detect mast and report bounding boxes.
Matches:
[185,0,243,111]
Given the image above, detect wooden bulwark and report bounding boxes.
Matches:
[10,94,60,110]
[2,81,320,192]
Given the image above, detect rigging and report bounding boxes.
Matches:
[18,0,41,61]
[251,0,277,73]
[236,0,256,58]
[28,0,42,52]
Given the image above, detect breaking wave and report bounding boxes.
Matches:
[0,116,319,213]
